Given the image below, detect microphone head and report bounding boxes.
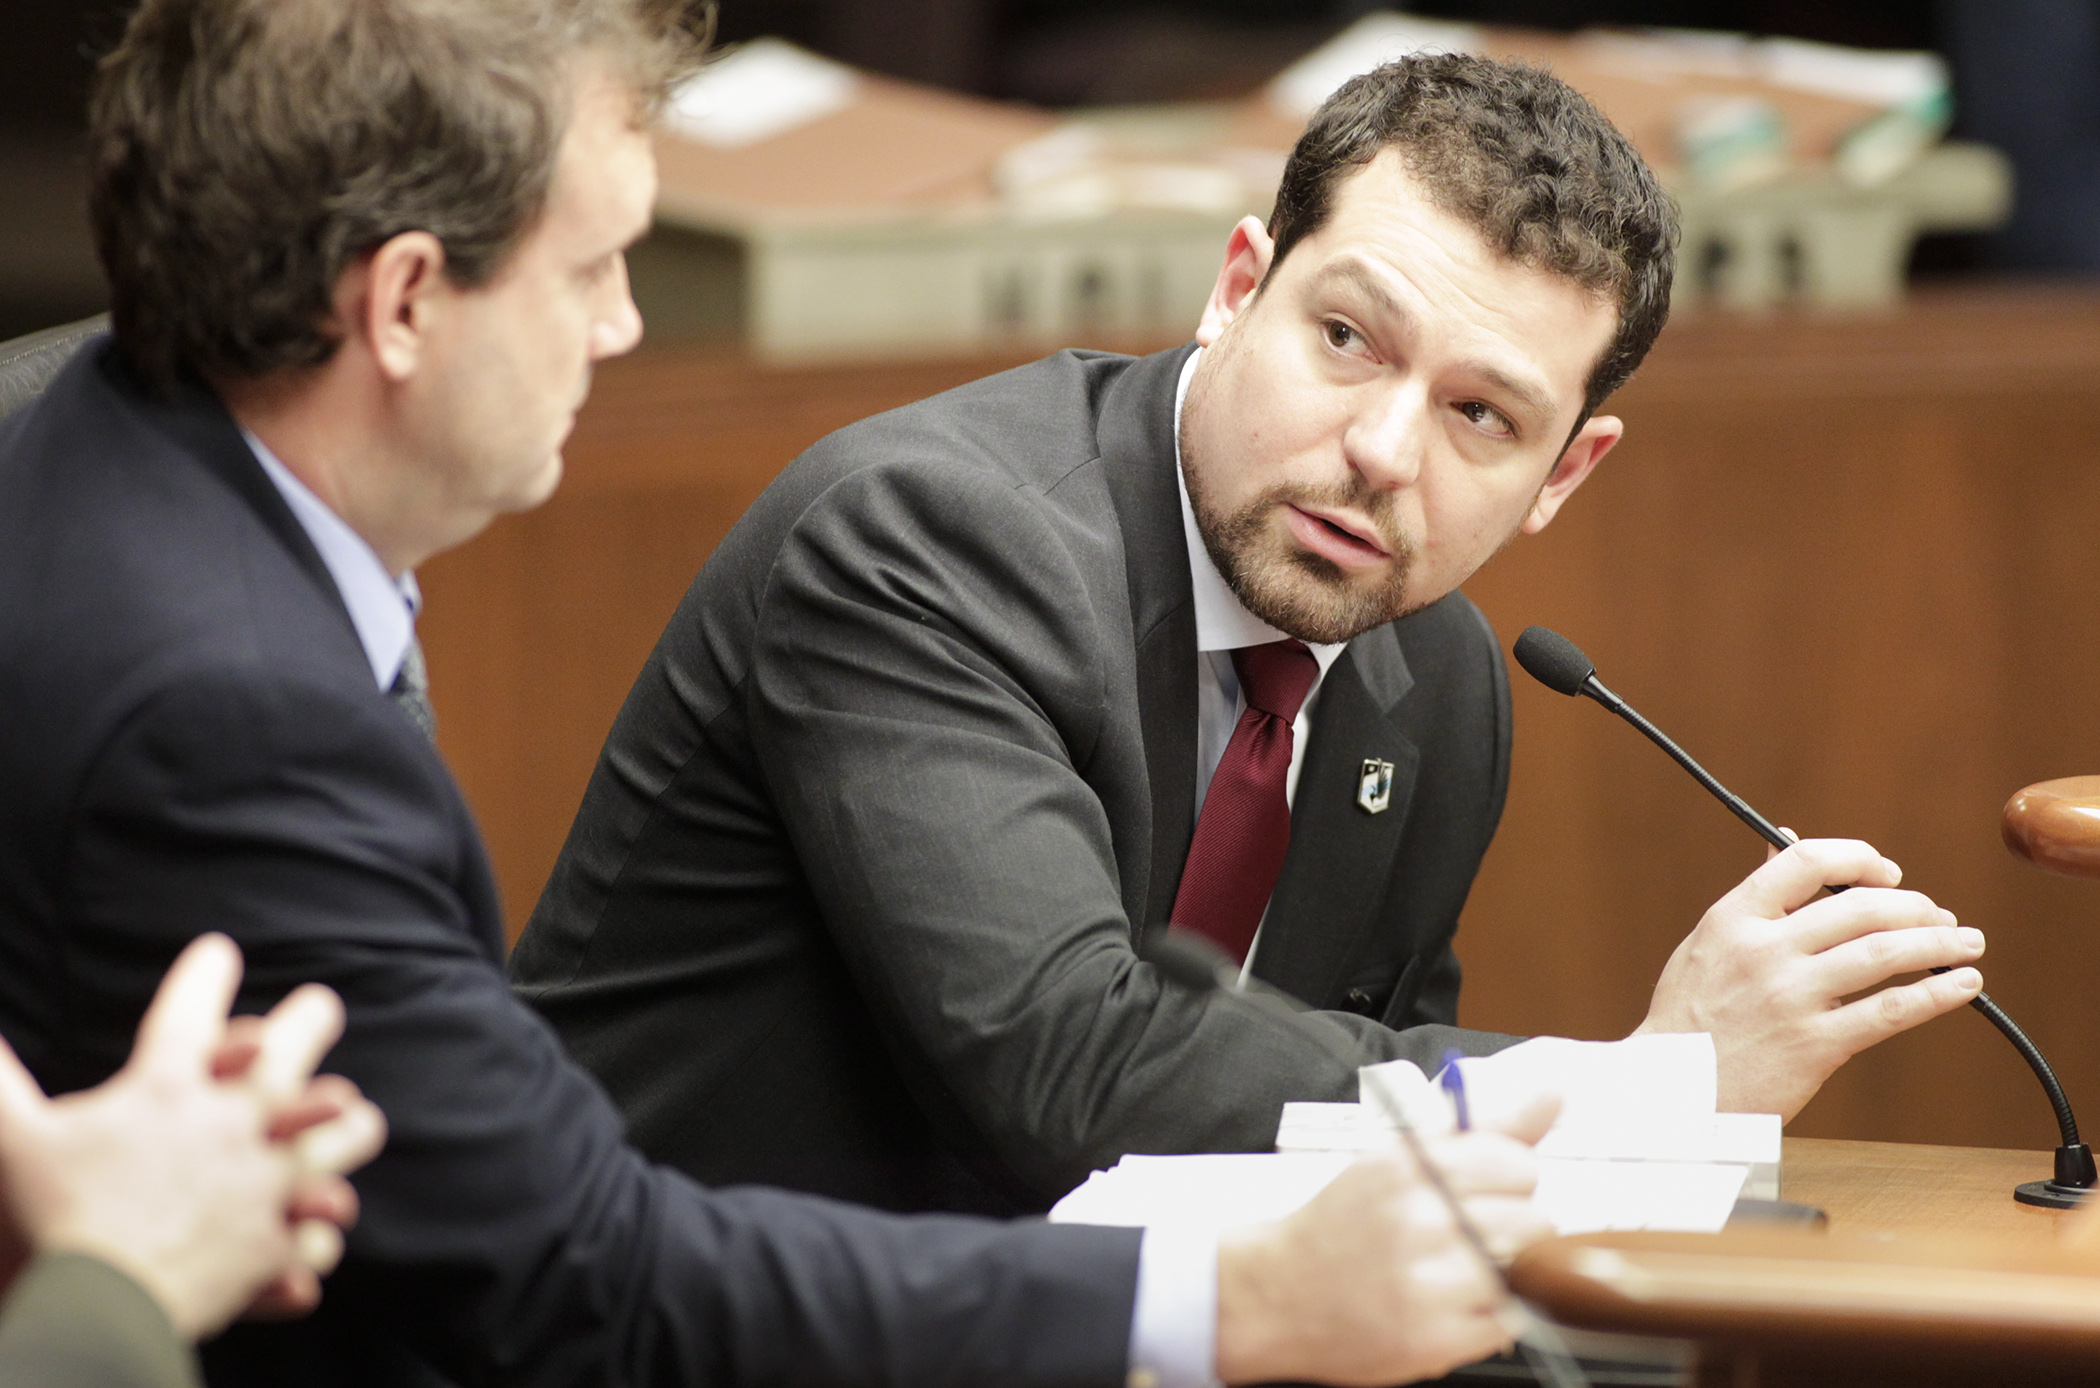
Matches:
[1513,626,1596,697]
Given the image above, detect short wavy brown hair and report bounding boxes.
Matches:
[89,0,711,392]
[1269,53,1678,418]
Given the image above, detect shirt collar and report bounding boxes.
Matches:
[241,426,419,691]
[1171,347,1346,675]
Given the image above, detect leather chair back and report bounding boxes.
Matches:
[0,314,110,424]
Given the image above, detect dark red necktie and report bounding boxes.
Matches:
[1171,639,1320,965]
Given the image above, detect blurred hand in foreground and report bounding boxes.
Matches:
[0,933,385,1338]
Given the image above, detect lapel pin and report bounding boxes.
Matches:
[1357,758,1395,814]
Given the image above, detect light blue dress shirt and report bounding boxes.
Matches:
[240,426,419,691]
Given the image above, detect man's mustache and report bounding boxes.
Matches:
[1255,480,1406,558]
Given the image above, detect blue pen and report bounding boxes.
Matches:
[1439,1047,1470,1131]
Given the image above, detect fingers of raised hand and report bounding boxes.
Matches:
[1823,969,1984,1057]
[1732,839,1900,917]
[1806,915,1985,995]
[1783,882,1967,955]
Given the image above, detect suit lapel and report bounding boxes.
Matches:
[1097,345,1200,936]
[1251,628,1421,1006]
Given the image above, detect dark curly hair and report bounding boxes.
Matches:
[1268,53,1678,418]
[89,0,712,393]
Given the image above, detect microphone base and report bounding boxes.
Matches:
[2014,1179,2094,1208]
[2016,1141,2099,1206]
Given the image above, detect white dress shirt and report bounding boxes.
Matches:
[1170,349,1347,969]
[241,426,419,691]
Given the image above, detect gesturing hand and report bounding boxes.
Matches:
[1636,837,1984,1120]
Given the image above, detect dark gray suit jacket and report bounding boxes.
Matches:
[0,339,1141,1388]
[513,345,1521,1217]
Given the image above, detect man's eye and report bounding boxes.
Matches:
[1458,401,1513,436]
[1322,320,1358,350]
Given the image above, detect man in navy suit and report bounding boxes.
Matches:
[0,1,1555,1385]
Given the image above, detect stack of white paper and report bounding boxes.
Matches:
[1051,1033,1781,1237]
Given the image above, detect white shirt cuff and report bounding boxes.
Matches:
[1126,1225,1221,1388]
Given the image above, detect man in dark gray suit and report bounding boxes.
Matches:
[515,55,1988,1216]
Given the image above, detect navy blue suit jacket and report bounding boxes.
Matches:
[0,340,1141,1387]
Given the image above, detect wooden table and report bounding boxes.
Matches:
[1513,1139,2100,1385]
[1782,1136,2073,1246]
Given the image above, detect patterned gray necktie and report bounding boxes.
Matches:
[389,636,438,742]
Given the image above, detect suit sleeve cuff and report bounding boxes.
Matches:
[1126,1225,1220,1388]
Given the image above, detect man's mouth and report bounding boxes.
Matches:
[1284,504,1392,570]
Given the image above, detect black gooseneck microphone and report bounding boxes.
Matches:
[1512,624,2095,1209]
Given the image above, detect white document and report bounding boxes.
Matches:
[1391,1032,1720,1127]
[1052,1153,1356,1231]
[1055,1032,1772,1236]
[1047,1147,1747,1237]
[665,40,860,149]
[1534,1159,1748,1234]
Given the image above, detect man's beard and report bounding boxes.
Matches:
[1185,464,1418,645]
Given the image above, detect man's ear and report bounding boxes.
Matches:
[1195,216,1275,347]
[344,231,448,383]
[1522,414,1621,534]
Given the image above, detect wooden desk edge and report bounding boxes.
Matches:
[1513,1229,2100,1362]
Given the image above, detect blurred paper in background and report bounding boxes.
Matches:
[639,14,2010,363]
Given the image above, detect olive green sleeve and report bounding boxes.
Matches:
[0,1253,200,1388]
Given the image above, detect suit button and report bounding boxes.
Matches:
[1345,988,1375,1015]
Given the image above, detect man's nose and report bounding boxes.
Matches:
[592,254,645,360]
[1342,387,1428,490]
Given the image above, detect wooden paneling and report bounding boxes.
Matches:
[1456,287,2100,1151]
[416,345,1064,936]
[418,287,2100,1151]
